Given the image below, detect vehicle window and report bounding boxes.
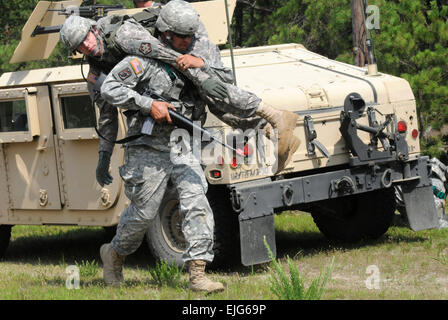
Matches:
[0,99,28,132]
[60,95,96,129]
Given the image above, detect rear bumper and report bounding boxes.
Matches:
[230,155,437,266]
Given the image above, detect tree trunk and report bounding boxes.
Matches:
[352,0,367,67]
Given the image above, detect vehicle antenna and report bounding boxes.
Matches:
[224,0,237,85]
[360,0,378,75]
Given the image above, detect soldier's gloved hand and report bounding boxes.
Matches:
[201,78,229,100]
[96,151,113,187]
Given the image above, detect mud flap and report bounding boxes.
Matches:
[239,215,276,266]
[402,184,439,231]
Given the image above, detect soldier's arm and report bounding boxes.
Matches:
[96,98,119,154]
[186,34,234,84]
[86,68,118,154]
[114,20,212,87]
[101,55,175,123]
[101,56,154,115]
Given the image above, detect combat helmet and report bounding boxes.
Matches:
[60,15,95,51]
[155,0,200,35]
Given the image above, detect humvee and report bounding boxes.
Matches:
[0,0,439,267]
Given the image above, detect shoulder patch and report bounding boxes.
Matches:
[129,58,144,75]
[117,67,133,81]
[87,72,99,85]
[139,42,152,56]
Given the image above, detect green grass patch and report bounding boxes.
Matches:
[265,237,334,300]
[148,259,184,287]
[2,212,448,299]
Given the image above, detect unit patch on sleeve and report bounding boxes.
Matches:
[129,58,144,75]
[117,67,132,81]
[87,72,99,85]
[139,42,152,55]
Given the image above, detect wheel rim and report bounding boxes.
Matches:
[160,199,186,253]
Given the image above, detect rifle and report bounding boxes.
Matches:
[98,95,243,156]
[49,4,125,19]
[145,92,243,155]
[32,4,125,37]
[167,109,243,156]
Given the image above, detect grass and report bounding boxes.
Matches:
[265,236,334,299]
[1,211,448,299]
[149,259,184,287]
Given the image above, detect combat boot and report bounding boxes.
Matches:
[276,135,301,173]
[100,243,125,287]
[188,260,224,293]
[256,102,299,159]
[263,121,301,173]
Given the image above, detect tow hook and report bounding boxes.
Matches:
[331,176,356,195]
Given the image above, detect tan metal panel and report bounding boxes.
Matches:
[109,0,237,45]
[0,65,87,89]
[0,144,11,223]
[9,0,83,63]
[192,0,236,45]
[1,86,61,210]
[51,83,124,211]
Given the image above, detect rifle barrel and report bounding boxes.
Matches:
[168,109,242,155]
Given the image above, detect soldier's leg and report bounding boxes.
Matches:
[102,146,171,286]
[170,153,224,292]
[112,146,172,255]
[170,155,214,263]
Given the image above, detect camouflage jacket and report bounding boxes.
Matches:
[91,11,233,154]
[100,55,206,152]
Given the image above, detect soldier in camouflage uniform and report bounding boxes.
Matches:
[59,1,300,183]
[97,7,226,293]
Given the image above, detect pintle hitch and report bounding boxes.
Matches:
[339,93,409,166]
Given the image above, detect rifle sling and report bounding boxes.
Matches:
[95,126,144,145]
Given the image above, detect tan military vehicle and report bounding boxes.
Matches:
[0,0,438,267]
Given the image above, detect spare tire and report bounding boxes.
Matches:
[310,188,395,242]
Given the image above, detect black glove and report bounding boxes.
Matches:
[96,151,113,187]
[201,78,229,100]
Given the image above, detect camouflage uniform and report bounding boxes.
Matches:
[87,10,264,153]
[115,18,264,123]
[101,55,214,262]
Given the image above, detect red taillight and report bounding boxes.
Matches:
[210,170,222,179]
[231,157,238,168]
[412,129,419,139]
[244,144,253,156]
[397,121,407,133]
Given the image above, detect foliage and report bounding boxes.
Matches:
[75,259,99,278]
[421,136,446,160]
[231,0,448,159]
[148,259,184,287]
[264,237,334,300]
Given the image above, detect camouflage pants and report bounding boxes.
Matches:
[111,144,214,262]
